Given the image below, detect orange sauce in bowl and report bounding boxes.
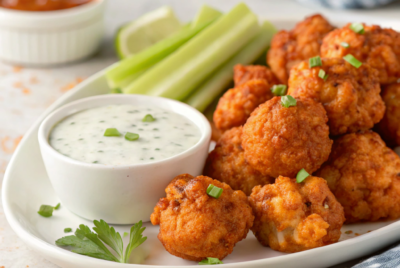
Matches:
[0,0,92,11]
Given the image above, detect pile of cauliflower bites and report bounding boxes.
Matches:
[151,14,400,261]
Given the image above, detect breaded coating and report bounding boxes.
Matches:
[204,127,274,195]
[213,79,274,132]
[150,174,254,261]
[288,57,385,136]
[233,64,279,87]
[267,14,334,84]
[315,131,400,223]
[242,97,332,178]
[321,24,400,85]
[376,83,400,147]
[249,176,345,253]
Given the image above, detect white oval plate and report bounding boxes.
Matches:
[3,18,400,268]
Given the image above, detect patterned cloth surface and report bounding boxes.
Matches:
[353,244,400,268]
[297,0,396,9]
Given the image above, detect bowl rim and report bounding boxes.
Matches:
[38,94,212,170]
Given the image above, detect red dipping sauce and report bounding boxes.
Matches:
[0,0,92,11]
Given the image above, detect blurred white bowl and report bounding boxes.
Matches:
[0,0,106,66]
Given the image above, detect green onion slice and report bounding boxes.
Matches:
[104,128,121,137]
[296,168,310,183]
[123,232,129,237]
[318,69,328,80]
[64,228,72,233]
[309,56,322,68]
[199,257,224,265]
[271,84,287,96]
[343,54,362,68]
[206,184,223,199]
[38,205,55,217]
[340,42,349,48]
[349,22,364,34]
[125,132,139,141]
[142,114,156,122]
[281,95,297,108]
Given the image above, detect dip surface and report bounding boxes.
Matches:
[49,104,201,165]
[0,0,92,11]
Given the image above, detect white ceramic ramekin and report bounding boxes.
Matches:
[38,94,211,224]
[0,0,105,66]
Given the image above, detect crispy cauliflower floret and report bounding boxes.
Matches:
[150,174,254,261]
[233,64,279,87]
[249,176,345,253]
[315,131,400,223]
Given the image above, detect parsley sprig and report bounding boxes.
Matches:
[56,220,147,263]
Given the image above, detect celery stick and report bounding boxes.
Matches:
[106,20,214,89]
[192,5,222,28]
[124,3,259,100]
[185,21,277,111]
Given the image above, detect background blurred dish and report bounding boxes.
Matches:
[297,0,396,9]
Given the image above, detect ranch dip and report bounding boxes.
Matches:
[49,104,201,165]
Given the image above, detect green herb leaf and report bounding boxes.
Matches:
[296,168,310,183]
[125,132,139,141]
[318,69,328,80]
[343,54,362,68]
[124,221,147,263]
[104,128,121,137]
[123,232,129,237]
[93,220,124,262]
[38,203,60,217]
[64,228,72,233]
[349,22,364,34]
[199,257,224,265]
[142,114,156,122]
[281,95,297,108]
[206,184,223,199]
[340,42,349,48]
[309,56,322,68]
[270,84,287,96]
[54,203,61,210]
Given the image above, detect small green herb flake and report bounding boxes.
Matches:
[318,69,328,80]
[271,84,287,96]
[296,168,310,183]
[350,22,364,34]
[281,95,297,108]
[64,228,72,233]
[343,54,362,68]
[142,114,156,122]
[309,56,322,68]
[110,88,122,94]
[206,184,223,199]
[54,203,61,210]
[340,42,350,48]
[125,132,139,141]
[123,232,129,237]
[104,128,121,137]
[38,205,54,217]
[199,257,224,265]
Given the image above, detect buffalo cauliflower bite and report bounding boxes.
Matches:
[321,24,400,85]
[376,83,400,147]
[233,64,279,87]
[288,57,385,136]
[267,14,334,84]
[204,126,274,195]
[315,131,400,223]
[150,174,254,261]
[249,176,345,253]
[242,97,332,178]
[213,79,275,132]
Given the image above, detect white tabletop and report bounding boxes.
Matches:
[1,0,400,267]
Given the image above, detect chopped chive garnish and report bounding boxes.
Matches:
[123,232,129,237]
[349,22,364,34]
[125,132,139,141]
[206,184,223,199]
[37,203,60,217]
[340,42,350,48]
[110,88,122,94]
[104,128,121,137]
[271,84,287,96]
[142,114,156,122]
[318,69,328,80]
[296,168,310,183]
[199,257,223,265]
[64,228,72,233]
[281,95,297,108]
[309,56,322,68]
[343,54,362,68]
